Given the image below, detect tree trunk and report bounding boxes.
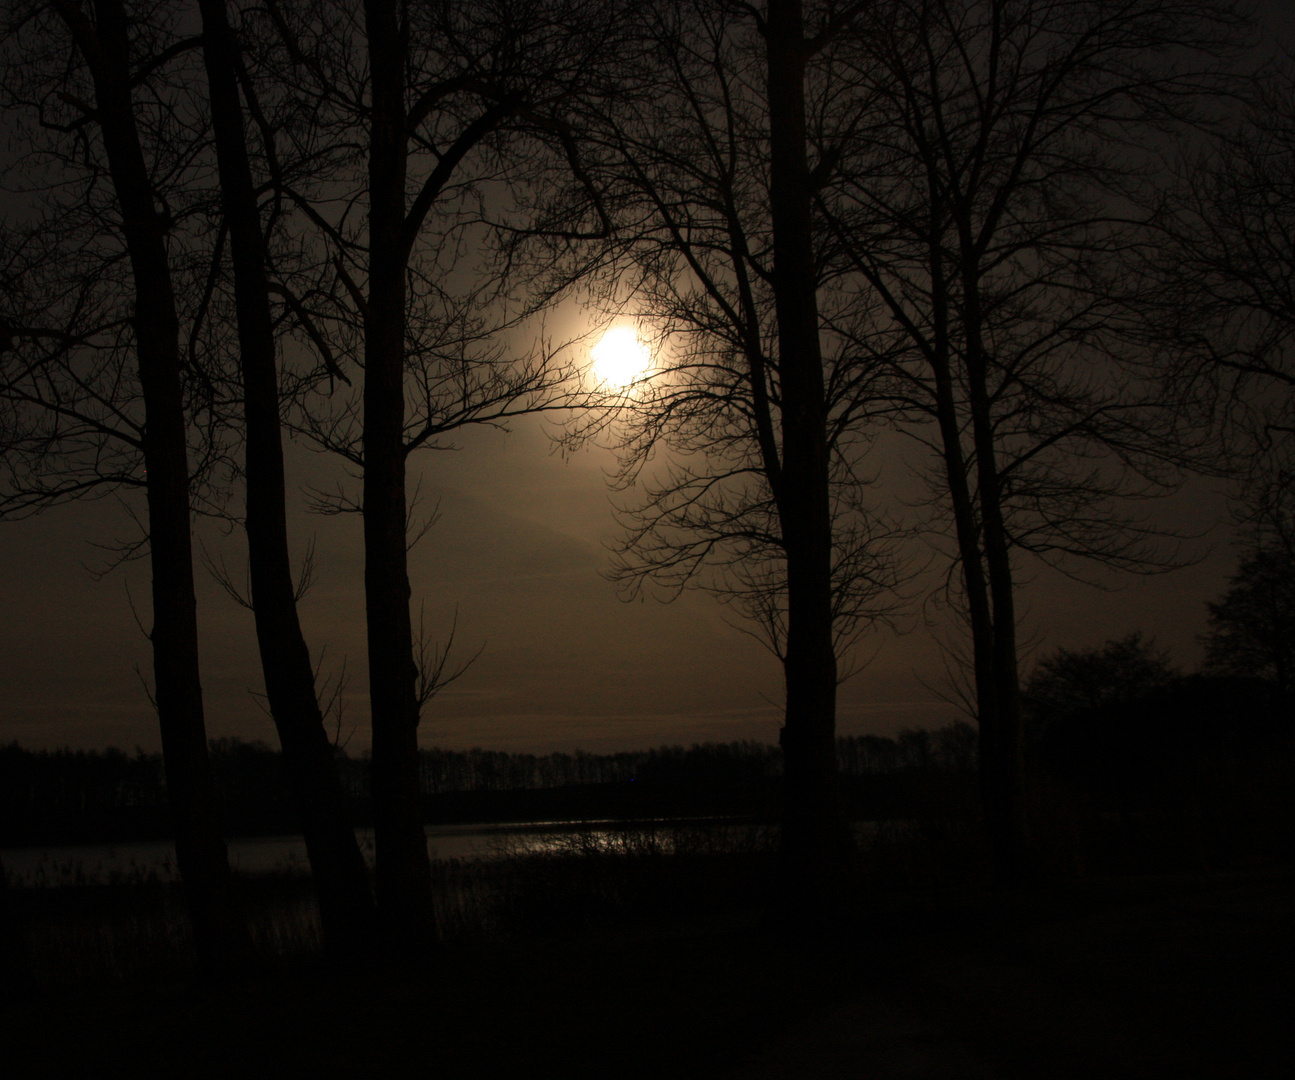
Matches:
[766,0,854,933]
[921,180,1030,886]
[54,0,250,970]
[962,268,1030,885]
[198,0,377,958]
[362,0,435,952]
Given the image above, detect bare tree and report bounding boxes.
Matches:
[2,0,379,961]
[1025,632,1177,722]
[760,0,898,927]
[1155,60,1295,550]
[257,0,615,949]
[0,0,250,967]
[196,0,376,958]
[526,0,906,931]
[1204,545,1295,700]
[820,0,1247,881]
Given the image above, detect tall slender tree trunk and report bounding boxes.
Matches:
[965,342,1028,880]
[925,267,1001,861]
[766,0,854,933]
[52,0,249,970]
[918,179,1030,885]
[362,0,435,951]
[198,0,377,957]
[958,259,1029,884]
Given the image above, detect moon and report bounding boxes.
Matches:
[592,327,651,387]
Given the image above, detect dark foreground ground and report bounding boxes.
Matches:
[5,869,1289,1079]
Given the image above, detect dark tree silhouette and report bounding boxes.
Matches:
[1,0,250,968]
[1204,546,1295,701]
[1022,633,1283,849]
[196,0,376,957]
[1024,633,1177,728]
[762,0,883,930]
[1021,633,1180,806]
[1025,632,1177,714]
[1155,61,1295,546]
[821,0,1246,882]
[257,0,617,950]
[527,0,905,931]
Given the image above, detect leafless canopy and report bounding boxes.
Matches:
[520,0,908,662]
[0,1,231,531]
[1154,59,1295,545]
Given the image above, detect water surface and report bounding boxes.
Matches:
[1,818,768,885]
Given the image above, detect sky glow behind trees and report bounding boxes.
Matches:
[1,0,1291,758]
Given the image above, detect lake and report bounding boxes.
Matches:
[0,817,775,886]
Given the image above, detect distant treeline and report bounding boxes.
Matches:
[8,681,1283,849]
[0,726,978,846]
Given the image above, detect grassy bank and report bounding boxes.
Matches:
[4,811,1292,1078]
[4,866,1289,1078]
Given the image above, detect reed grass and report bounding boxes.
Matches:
[6,819,777,986]
[7,782,1288,990]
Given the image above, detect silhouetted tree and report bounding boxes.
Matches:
[762,0,891,927]
[0,0,250,968]
[529,0,905,931]
[1203,546,1295,701]
[822,0,1246,882]
[2,0,377,961]
[196,0,376,957]
[1022,633,1178,799]
[1023,635,1281,838]
[258,0,617,950]
[1154,59,1295,547]
[1024,633,1178,724]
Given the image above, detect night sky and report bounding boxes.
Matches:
[0,367,1244,756]
[1,2,1290,757]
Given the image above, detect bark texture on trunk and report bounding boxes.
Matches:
[766,0,854,933]
[198,0,377,956]
[54,0,249,969]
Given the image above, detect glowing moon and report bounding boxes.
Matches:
[592,327,650,387]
